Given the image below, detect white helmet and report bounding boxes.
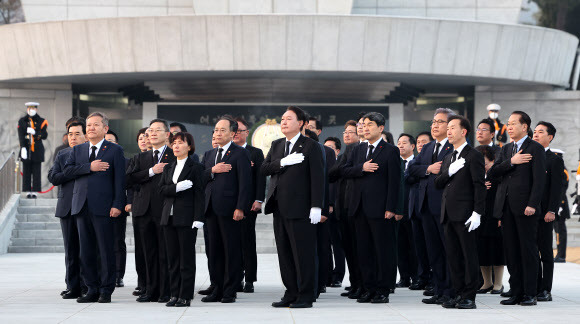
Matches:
[486,103,501,111]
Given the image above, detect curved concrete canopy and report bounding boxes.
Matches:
[0,15,577,87]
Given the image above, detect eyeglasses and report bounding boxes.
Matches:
[431,119,447,125]
[236,129,249,134]
[476,128,490,133]
[343,131,356,135]
[148,128,166,133]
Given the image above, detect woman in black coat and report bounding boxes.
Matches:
[159,132,205,307]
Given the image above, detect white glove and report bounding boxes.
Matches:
[465,212,481,232]
[280,153,304,167]
[192,221,204,229]
[176,180,193,192]
[20,147,27,160]
[27,127,36,135]
[448,158,466,176]
[309,207,322,224]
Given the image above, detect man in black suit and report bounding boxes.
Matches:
[435,116,486,309]
[532,121,563,302]
[127,119,176,303]
[489,111,546,306]
[342,112,401,304]
[202,115,252,303]
[63,112,126,303]
[262,106,324,308]
[408,108,455,304]
[48,121,86,299]
[233,116,266,293]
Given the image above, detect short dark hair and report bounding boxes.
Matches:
[477,118,495,134]
[170,132,196,155]
[511,111,532,132]
[536,121,556,141]
[476,145,496,162]
[345,120,357,129]
[448,115,472,137]
[217,114,238,133]
[362,112,386,127]
[286,106,307,131]
[67,121,86,134]
[308,117,323,131]
[416,131,433,142]
[65,116,84,128]
[357,111,367,121]
[324,136,342,150]
[150,118,169,132]
[234,116,249,130]
[106,130,118,142]
[136,127,148,143]
[169,122,187,132]
[381,130,394,144]
[304,129,319,142]
[398,133,416,146]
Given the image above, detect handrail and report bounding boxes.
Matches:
[0,152,17,210]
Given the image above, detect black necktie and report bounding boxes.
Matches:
[366,145,374,161]
[216,148,224,164]
[432,143,441,163]
[511,143,518,157]
[284,141,291,157]
[89,146,97,162]
[153,150,159,165]
[451,151,458,163]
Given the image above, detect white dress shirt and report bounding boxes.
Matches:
[170,157,187,216]
[433,138,448,157]
[285,133,301,155]
[148,145,167,177]
[452,141,468,159]
[402,154,414,170]
[366,138,383,157]
[88,138,105,159]
[215,141,233,165]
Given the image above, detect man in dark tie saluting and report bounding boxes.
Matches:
[262,106,324,308]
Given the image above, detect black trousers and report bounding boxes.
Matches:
[76,204,116,295]
[203,225,215,287]
[60,214,82,292]
[316,220,332,292]
[273,212,317,303]
[354,210,397,295]
[163,219,197,300]
[329,216,346,283]
[421,205,452,297]
[444,220,479,301]
[554,216,567,259]
[537,218,554,293]
[411,216,432,283]
[135,210,170,299]
[338,209,362,289]
[240,211,258,283]
[502,201,539,297]
[113,216,127,280]
[206,207,243,298]
[132,216,147,290]
[397,218,418,281]
[22,160,41,192]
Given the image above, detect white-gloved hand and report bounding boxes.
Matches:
[309,207,322,224]
[448,158,466,176]
[176,180,193,192]
[465,212,481,232]
[280,152,304,167]
[20,147,27,160]
[27,127,36,135]
[192,221,204,229]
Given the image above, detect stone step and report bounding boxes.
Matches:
[17,206,57,214]
[18,199,58,206]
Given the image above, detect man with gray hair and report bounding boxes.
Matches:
[408,108,456,305]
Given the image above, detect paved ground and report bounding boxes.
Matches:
[1,253,580,323]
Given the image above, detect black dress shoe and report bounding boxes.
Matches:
[115,278,124,288]
[98,294,111,303]
[519,295,537,306]
[422,295,440,304]
[442,296,461,308]
[243,282,254,293]
[456,298,476,309]
[236,282,244,292]
[26,193,32,199]
[221,296,236,303]
[491,286,504,295]
[157,296,170,303]
[537,290,552,302]
[272,298,295,308]
[62,290,82,299]
[166,297,178,307]
[344,286,351,291]
[134,286,141,291]
[198,285,215,296]
[356,291,374,303]
[500,296,522,305]
[476,286,493,294]
[390,288,395,294]
[319,286,326,293]
[554,256,566,263]
[132,289,146,297]
[348,287,363,299]
[329,280,342,288]
[370,294,389,303]
[60,289,69,296]
[175,298,191,307]
[201,292,222,303]
[77,293,99,303]
[396,279,411,288]
[423,287,435,296]
[136,295,155,302]
[409,280,426,290]
[436,295,452,305]
[289,301,313,308]
[500,289,512,298]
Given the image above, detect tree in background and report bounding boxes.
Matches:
[532,0,580,39]
[0,0,24,25]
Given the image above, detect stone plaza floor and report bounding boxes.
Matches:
[0,253,579,323]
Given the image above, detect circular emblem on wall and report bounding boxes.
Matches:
[251,118,284,154]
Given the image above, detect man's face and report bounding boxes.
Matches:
[324,140,340,157]
[343,125,357,144]
[86,116,108,141]
[507,114,527,141]
[416,135,430,153]
[446,119,466,145]
[105,134,117,144]
[307,120,321,136]
[148,122,169,146]
[397,136,415,158]
[533,124,552,148]
[362,118,384,142]
[67,125,85,147]
[62,134,68,145]
[431,113,449,139]
[214,119,234,146]
[233,121,249,145]
[281,110,302,137]
[476,122,494,145]
[357,118,364,138]
[211,135,218,148]
[169,126,181,135]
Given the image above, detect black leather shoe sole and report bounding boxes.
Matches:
[272,300,294,308]
[289,302,312,308]
[62,291,82,299]
[98,295,111,303]
[77,294,99,303]
[221,297,236,303]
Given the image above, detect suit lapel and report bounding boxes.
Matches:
[79,142,90,164]
[359,142,369,163]
[161,147,173,163]
[291,135,306,154]
[177,158,193,182]
[220,143,235,164]
[459,144,471,159]
[519,137,532,153]
[208,148,218,167]
[370,139,385,160]
[438,141,453,161]
[96,140,110,160]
